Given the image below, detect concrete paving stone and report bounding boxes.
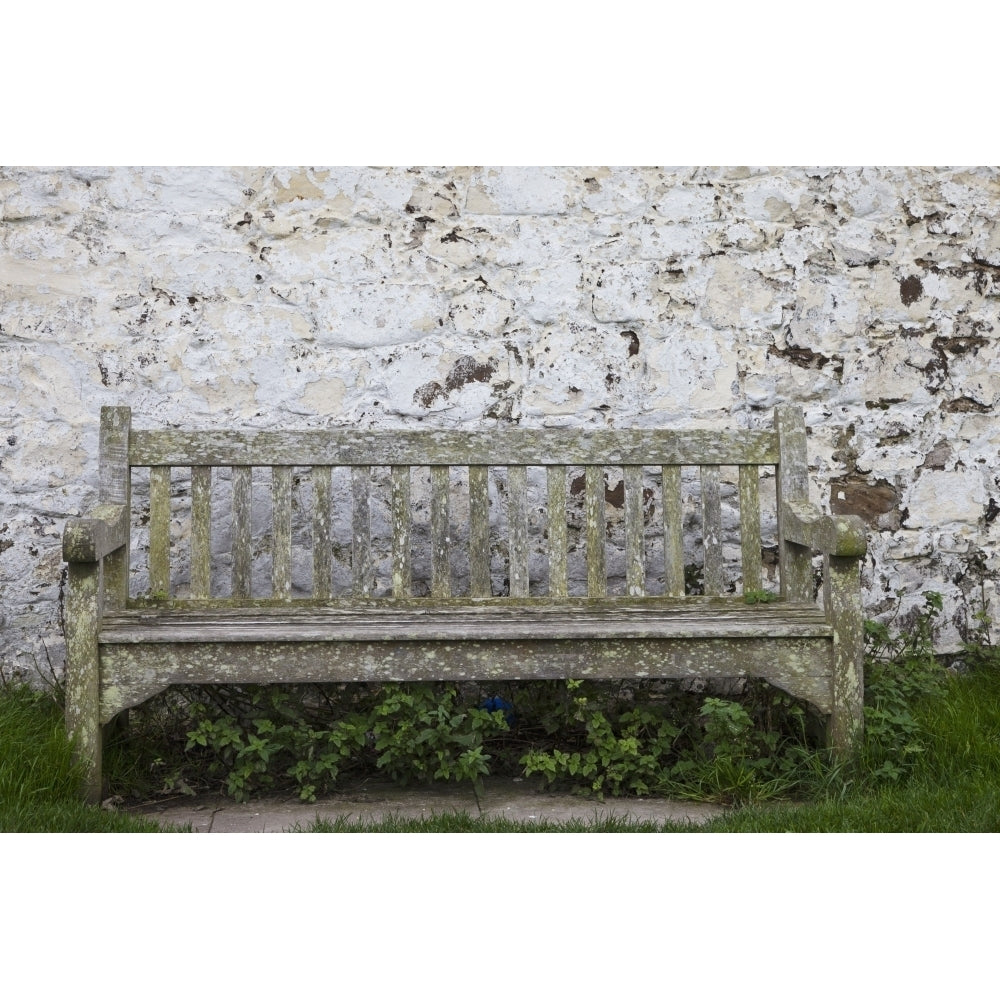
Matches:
[130,777,726,832]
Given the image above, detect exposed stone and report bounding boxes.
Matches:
[900,275,924,305]
[830,474,904,530]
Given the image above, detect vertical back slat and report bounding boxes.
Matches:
[232,466,252,599]
[701,465,723,596]
[100,406,131,609]
[585,465,606,598]
[508,465,529,598]
[352,467,372,598]
[190,465,212,598]
[272,466,292,600]
[547,465,568,598]
[739,465,763,594]
[312,466,332,599]
[469,465,491,598]
[775,406,813,601]
[662,466,684,597]
[430,465,451,599]
[624,465,645,597]
[391,465,411,598]
[149,466,171,598]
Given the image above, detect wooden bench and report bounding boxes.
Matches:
[63,405,867,802]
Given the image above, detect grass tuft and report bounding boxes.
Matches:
[0,685,166,833]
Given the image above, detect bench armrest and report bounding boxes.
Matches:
[63,504,129,563]
[781,499,867,559]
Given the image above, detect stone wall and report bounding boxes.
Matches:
[3,165,999,680]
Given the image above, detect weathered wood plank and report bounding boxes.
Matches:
[102,600,833,642]
[312,466,333,600]
[739,465,762,594]
[62,504,128,564]
[390,465,411,598]
[585,466,606,598]
[99,634,835,722]
[775,407,813,601]
[149,466,171,598]
[782,499,867,558]
[100,407,132,505]
[107,595,831,619]
[130,427,780,468]
[825,554,865,753]
[468,465,491,598]
[65,561,103,801]
[547,465,568,598]
[231,466,252,599]
[99,407,131,610]
[431,466,451,599]
[662,466,684,597]
[701,465,723,596]
[272,466,292,600]
[190,466,212,598]
[352,467,373,598]
[624,465,645,597]
[508,465,529,598]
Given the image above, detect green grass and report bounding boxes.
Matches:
[0,685,169,833]
[6,659,1000,833]
[293,813,688,833]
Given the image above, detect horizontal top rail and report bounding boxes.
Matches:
[128,427,780,468]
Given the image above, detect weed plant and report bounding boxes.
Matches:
[105,673,832,807]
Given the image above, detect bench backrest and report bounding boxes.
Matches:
[98,408,809,604]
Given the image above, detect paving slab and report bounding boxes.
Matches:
[130,777,726,832]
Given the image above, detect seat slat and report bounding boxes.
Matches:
[101,600,833,643]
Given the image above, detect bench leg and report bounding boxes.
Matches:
[825,555,865,754]
[64,562,103,803]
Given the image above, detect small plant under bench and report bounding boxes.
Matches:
[63,405,867,802]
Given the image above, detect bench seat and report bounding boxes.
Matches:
[94,599,838,726]
[100,598,833,643]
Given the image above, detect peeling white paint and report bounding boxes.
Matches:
[3,165,1000,678]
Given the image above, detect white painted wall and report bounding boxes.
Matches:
[3,166,999,680]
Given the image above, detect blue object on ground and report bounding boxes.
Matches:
[480,696,516,726]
